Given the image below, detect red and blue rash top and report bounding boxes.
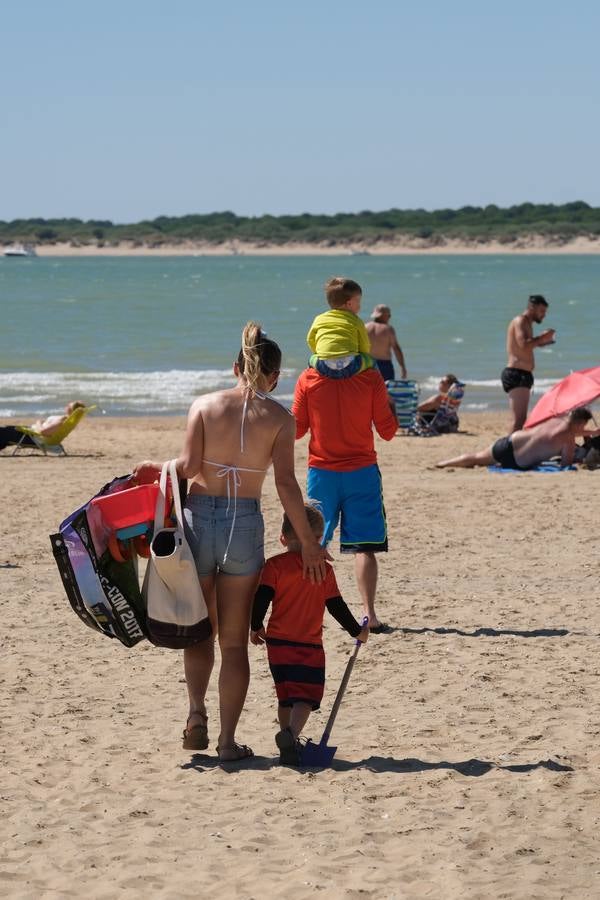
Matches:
[258,551,340,644]
[292,368,397,471]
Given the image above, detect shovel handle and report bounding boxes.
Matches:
[355,616,369,646]
[322,616,369,743]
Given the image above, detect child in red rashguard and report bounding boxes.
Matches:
[251,503,369,765]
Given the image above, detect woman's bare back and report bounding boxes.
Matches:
[187,387,291,498]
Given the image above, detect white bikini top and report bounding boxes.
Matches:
[203,388,292,563]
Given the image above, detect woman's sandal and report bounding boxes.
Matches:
[216,743,254,762]
[182,713,209,751]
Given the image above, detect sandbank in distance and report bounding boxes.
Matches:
[24,234,600,257]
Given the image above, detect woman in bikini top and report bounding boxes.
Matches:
[133,322,327,763]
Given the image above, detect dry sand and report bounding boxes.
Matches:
[2,412,600,899]
[29,235,600,256]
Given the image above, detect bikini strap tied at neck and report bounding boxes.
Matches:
[240,387,292,454]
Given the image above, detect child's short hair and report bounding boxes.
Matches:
[324,277,362,309]
[282,503,324,540]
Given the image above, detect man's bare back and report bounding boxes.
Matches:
[510,418,576,468]
[366,321,395,360]
[365,305,407,379]
[185,387,291,498]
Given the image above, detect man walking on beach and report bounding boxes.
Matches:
[365,304,407,381]
[502,295,555,433]
[292,366,397,632]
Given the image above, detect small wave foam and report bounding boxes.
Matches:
[0,368,296,416]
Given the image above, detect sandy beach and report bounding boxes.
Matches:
[23,235,600,256]
[2,411,600,899]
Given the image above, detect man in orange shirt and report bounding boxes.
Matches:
[292,367,397,632]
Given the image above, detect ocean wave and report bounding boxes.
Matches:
[0,368,567,418]
[0,368,296,416]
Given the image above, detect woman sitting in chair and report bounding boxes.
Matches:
[0,401,85,450]
[415,374,463,434]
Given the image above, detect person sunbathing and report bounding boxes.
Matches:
[436,407,597,469]
[0,401,85,450]
[415,374,462,433]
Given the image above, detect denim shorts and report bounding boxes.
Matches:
[183,494,265,577]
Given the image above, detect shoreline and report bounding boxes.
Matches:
[0,407,512,425]
[11,235,600,257]
[0,410,504,425]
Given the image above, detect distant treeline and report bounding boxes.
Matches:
[1,202,599,246]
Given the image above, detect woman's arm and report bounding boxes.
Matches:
[271,415,328,582]
[417,393,442,413]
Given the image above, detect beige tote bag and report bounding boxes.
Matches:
[142,459,211,648]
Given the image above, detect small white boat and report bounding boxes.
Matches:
[4,243,37,257]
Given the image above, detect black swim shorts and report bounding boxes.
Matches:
[375,359,395,382]
[492,435,527,470]
[501,367,534,394]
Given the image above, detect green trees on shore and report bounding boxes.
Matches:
[1,202,599,246]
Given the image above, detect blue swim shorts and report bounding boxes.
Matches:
[307,464,388,553]
[184,494,265,577]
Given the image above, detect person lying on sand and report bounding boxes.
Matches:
[436,407,597,470]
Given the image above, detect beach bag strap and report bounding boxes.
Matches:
[154,459,184,532]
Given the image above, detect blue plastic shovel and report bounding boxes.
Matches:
[300,617,369,767]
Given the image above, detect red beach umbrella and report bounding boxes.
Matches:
[525,366,600,428]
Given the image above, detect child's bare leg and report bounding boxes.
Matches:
[289,701,312,739]
[278,704,291,730]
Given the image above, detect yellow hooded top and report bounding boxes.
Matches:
[307,309,371,358]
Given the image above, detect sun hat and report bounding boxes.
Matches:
[370,304,391,320]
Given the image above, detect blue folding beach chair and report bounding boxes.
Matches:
[385,379,419,431]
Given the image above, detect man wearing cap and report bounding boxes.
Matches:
[365,305,407,382]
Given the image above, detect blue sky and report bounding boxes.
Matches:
[2,1,599,221]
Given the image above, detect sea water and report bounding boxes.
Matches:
[2,254,600,417]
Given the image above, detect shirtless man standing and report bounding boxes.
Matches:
[502,295,555,433]
[365,304,407,381]
[436,407,595,470]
